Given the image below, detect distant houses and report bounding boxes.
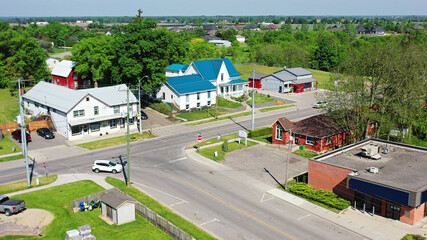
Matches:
[356,26,385,35]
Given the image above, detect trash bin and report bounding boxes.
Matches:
[299,145,305,150]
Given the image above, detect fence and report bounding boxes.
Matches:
[0,119,54,135]
[71,188,195,240]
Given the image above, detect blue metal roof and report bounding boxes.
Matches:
[167,74,216,95]
[165,64,189,71]
[193,58,240,81]
[219,79,249,86]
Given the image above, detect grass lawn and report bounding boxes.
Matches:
[235,65,282,80]
[217,97,243,109]
[401,234,426,240]
[0,175,57,195]
[0,135,22,155]
[246,93,275,105]
[49,47,70,55]
[251,134,272,144]
[307,68,334,90]
[198,140,258,162]
[293,149,319,158]
[187,132,240,149]
[0,88,20,124]
[76,132,157,150]
[9,180,171,240]
[106,177,216,240]
[0,154,25,163]
[176,109,228,121]
[187,111,252,125]
[259,105,295,112]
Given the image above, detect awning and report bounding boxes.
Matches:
[68,112,137,126]
[292,77,317,85]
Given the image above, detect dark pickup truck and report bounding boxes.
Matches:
[0,195,26,216]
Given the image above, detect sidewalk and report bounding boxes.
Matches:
[186,145,427,240]
[8,173,114,197]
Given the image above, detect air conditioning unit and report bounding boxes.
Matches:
[367,167,379,174]
[360,144,381,160]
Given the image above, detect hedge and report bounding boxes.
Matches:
[248,127,272,138]
[289,183,351,210]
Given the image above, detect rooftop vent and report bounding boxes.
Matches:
[367,167,379,174]
[360,144,381,160]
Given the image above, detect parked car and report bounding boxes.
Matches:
[313,101,327,109]
[0,195,26,216]
[140,110,148,120]
[37,128,55,139]
[11,129,31,143]
[92,160,122,174]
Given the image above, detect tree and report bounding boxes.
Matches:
[310,35,339,71]
[280,24,293,34]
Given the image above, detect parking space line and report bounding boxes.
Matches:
[297,214,311,221]
[200,218,220,226]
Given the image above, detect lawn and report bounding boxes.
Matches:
[187,132,240,149]
[0,88,20,124]
[246,93,275,105]
[235,65,282,80]
[217,97,243,109]
[8,180,171,240]
[49,47,70,55]
[0,135,22,155]
[0,175,57,195]
[0,154,25,163]
[259,105,295,112]
[76,132,157,150]
[198,140,258,162]
[293,149,319,158]
[176,109,228,121]
[307,68,334,90]
[106,177,216,240]
[251,134,273,144]
[187,111,252,125]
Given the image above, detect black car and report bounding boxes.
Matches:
[37,128,55,139]
[140,110,148,120]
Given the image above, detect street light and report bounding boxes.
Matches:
[251,70,255,131]
[137,76,148,134]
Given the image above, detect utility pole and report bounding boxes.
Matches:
[216,78,219,119]
[251,70,255,131]
[13,78,31,187]
[285,129,292,190]
[126,85,131,187]
[138,78,142,134]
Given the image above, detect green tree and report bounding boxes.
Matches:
[310,36,339,71]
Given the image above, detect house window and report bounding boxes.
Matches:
[94,106,99,115]
[114,106,119,114]
[73,110,85,117]
[221,73,224,81]
[186,94,190,102]
[129,117,134,124]
[35,102,39,108]
[90,123,100,132]
[86,97,90,101]
[197,92,200,100]
[110,119,117,128]
[306,136,314,145]
[162,92,165,100]
[186,104,189,110]
[238,85,242,91]
[207,101,211,106]
[197,102,200,108]
[233,85,236,91]
[207,91,211,99]
[171,95,173,99]
[276,125,283,140]
[71,125,82,135]
[326,137,331,145]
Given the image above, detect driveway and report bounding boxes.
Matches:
[224,144,308,186]
[141,107,174,130]
[27,131,68,151]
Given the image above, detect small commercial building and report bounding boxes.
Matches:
[101,189,137,225]
[261,67,317,94]
[309,139,427,225]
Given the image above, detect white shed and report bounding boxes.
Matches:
[100,189,136,225]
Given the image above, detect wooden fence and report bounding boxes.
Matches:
[0,119,54,135]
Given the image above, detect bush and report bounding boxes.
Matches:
[232,94,248,102]
[248,127,272,138]
[150,102,173,116]
[288,183,351,210]
[222,139,229,152]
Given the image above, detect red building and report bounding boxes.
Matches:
[51,60,92,89]
[309,139,427,225]
[248,74,267,89]
[272,114,347,152]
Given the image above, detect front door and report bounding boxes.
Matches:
[279,86,282,93]
[386,201,401,220]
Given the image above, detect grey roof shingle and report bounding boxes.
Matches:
[101,188,136,209]
[272,71,296,81]
[284,67,312,76]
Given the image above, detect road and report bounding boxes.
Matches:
[0,107,366,240]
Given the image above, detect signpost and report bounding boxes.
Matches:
[197,132,202,151]
[238,130,247,146]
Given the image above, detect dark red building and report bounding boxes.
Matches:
[51,60,92,89]
[248,74,267,89]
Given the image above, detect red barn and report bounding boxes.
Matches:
[51,60,92,89]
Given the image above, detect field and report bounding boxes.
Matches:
[0,88,20,124]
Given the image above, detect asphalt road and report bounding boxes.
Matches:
[0,107,365,240]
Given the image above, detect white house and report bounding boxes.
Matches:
[23,81,138,141]
[261,67,318,94]
[236,35,246,43]
[158,58,248,112]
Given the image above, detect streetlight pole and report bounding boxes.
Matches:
[126,85,131,187]
[285,129,292,190]
[138,78,142,134]
[251,70,255,131]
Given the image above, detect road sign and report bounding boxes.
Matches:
[238,130,247,145]
[198,135,202,141]
[43,162,46,168]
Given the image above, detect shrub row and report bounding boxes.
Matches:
[150,102,172,116]
[248,127,272,138]
[288,183,351,210]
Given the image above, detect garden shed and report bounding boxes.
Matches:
[100,188,136,225]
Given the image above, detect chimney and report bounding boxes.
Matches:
[283,66,287,69]
[94,82,98,88]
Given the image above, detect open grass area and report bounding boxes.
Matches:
[0,135,22,155]
[187,132,240,149]
[198,140,258,162]
[0,175,57,195]
[235,65,282,80]
[217,97,243,109]
[9,180,171,240]
[251,134,273,144]
[293,149,319,158]
[0,154,25,163]
[176,109,228,121]
[246,93,275,105]
[106,177,216,240]
[49,47,71,55]
[0,88,20,124]
[259,105,295,112]
[187,111,252,125]
[76,132,157,150]
[307,68,334,90]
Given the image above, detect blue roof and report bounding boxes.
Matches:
[219,79,249,86]
[167,75,216,95]
[165,64,188,71]
[192,58,240,81]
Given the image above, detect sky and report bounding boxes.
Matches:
[1,0,426,17]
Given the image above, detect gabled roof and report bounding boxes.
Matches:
[274,117,294,130]
[356,26,366,32]
[248,74,267,80]
[271,71,296,82]
[165,64,189,71]
[166,74,216,95]
[276,114,344,138]
[81,84,137,106]
[284,67,312,76]
[51,60,75,78]
[192,58,240,80]
[101,188,136,209]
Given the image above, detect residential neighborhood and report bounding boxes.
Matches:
[0,3,426,240]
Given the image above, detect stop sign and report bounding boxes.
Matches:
[198,135,202,141]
